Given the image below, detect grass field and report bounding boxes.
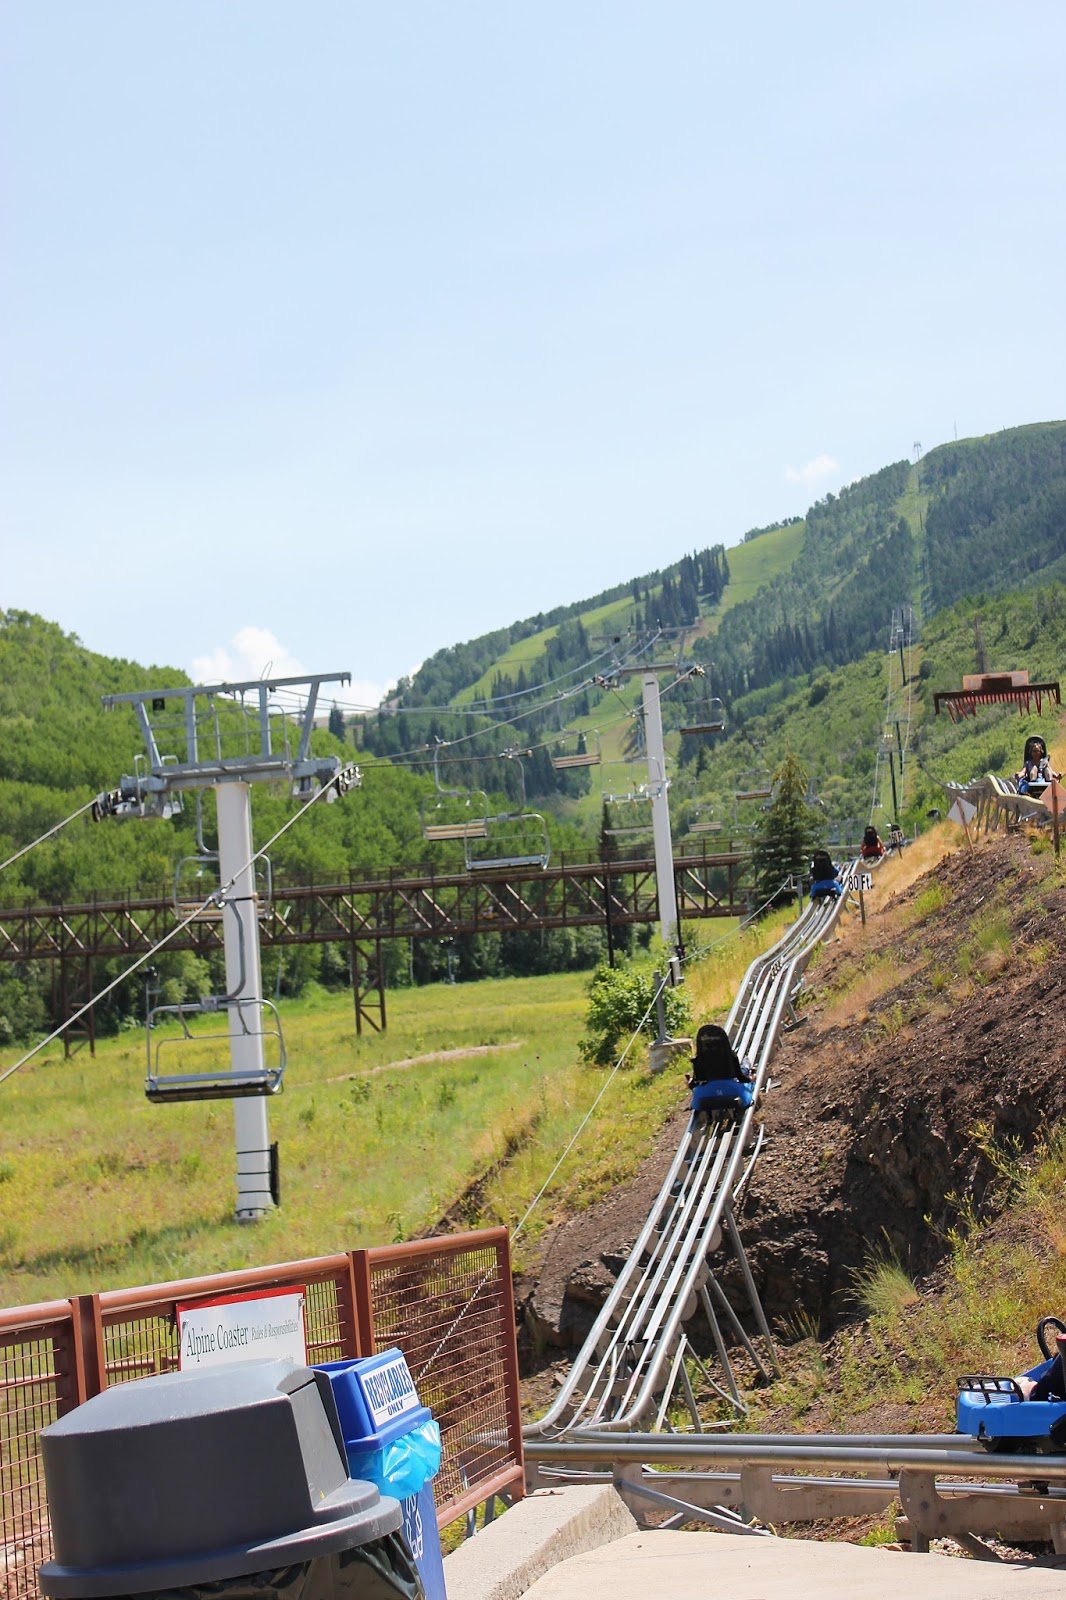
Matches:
[456,595,639,705]
[711,522,806,626]
[0,908,791,1307]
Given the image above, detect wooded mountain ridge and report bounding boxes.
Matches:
[2,420,1066,1032]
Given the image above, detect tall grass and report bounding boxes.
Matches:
[0,893,800,1306]
[0,973,592,1302]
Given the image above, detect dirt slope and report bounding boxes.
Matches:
[518,828,1066,1369]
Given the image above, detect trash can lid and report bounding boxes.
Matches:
[38,1359,401,1597]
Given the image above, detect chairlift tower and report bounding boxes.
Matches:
[97,672,358,1222]
[596,664,685,958]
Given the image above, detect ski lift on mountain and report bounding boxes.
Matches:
[464,750,550,872]
[679,697,726,738]
[550,729,602,770]
[420,741,492,842]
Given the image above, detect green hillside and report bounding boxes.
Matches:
[353,421,1066,816]
[3,421,1066,1044]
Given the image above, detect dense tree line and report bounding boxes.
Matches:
[356,545,731,801]
[921,424,1066,614]
[691,464,913,713]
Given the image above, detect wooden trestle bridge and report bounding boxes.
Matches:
[0,844,750,1052]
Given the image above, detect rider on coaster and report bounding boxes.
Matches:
[1017,736,1059,794]
[809,849,843,900]
[860,825,886,860]
[686,1024,754,1116]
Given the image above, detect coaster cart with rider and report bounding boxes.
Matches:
[958,1317,1066,1454]
[685,1024,754,1124]
[1016,736,1061,800]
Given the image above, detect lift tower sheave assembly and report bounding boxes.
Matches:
[96,672,359,1222]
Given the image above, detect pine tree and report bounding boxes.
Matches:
[750,752,823,907]
[328,703,346,742]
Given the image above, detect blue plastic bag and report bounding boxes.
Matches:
[346,1418,442,1501]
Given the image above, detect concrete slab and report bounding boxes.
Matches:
[520,1529,1066,1600]
[442,1486,637,1600]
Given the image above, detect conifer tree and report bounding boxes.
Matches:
[750,752,823,907]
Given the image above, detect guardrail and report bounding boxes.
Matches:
[524,1430,1066,1551]
[0,1229,523,1600]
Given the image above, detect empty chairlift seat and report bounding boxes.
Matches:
[145,997,287,1103]
[550,730,602,770]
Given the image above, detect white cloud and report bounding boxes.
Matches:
[191,626,307,685]
[191,631,404,708]
[347,677,394,709]
[785,453,841,489]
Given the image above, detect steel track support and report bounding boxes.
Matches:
[723,1206,780,1377]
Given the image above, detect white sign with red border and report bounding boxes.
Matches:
[177,1285,307,1370]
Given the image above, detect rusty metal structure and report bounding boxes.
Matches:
[933,670,1061,723]
[0,846,749,1049]
[0,1228,522,1600]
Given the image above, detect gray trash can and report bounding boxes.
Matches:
[37,1357,423,1600]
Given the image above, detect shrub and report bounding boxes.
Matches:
[578,960,691,1066]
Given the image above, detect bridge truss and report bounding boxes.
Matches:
[0,846,750,1052]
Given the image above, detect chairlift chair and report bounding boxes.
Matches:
[420,742,491,842]
[173,856,273,922]
[688,806,723,835]
[550,729,603,770]
[420,791,490,842]
[145,996,286,1103]
[464,748,550,871]
[733,768,774,803]
[465,812,550,872]
[679,697,726,738]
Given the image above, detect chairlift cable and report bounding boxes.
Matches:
[0,799,99,874]
[260,633,664,778]
[0,778,344,1092]
[414,966,675,1383]
[270,634,656,718]
[359,698,641,774]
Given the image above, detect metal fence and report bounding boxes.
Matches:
[0,1229,523,1600]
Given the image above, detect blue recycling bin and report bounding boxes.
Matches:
[317,1350,446,1600]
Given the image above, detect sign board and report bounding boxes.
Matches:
[948,796,977,827]
[177,1285,306,1371]
[360,1350,421,1428]
[856,872,873,892]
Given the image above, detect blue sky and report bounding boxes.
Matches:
[3,2,1064,704]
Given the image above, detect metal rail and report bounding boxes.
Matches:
[523,1431,1066,1550]
[520,864,1066,1554]
[527,883,849,1437]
